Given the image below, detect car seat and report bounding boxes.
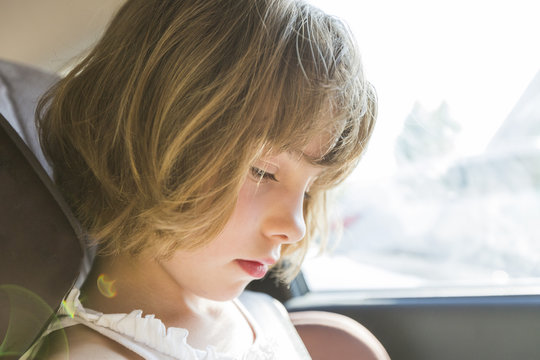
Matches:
[0,112,84,359]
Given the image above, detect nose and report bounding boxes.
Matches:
[262,192,306,244]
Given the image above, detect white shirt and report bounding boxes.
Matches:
[24,289,311,360]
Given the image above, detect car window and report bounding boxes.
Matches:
[303,0,540,296]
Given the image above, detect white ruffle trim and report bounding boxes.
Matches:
[59,289,277,360]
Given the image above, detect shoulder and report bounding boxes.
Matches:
[239,290,289,319]
[35,324,144,360]
[238,291,311,359]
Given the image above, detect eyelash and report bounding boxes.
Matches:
[250,166,277,182]
[250,166,312,200]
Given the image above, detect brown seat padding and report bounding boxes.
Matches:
[0,113,84,357]
[290,310,390,360]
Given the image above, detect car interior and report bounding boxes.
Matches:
[2,1,540,359]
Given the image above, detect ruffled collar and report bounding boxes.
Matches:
[59,288,276,360]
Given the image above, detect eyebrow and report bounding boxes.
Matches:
[289,149,330,168]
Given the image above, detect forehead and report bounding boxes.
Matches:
[294,127,341,166]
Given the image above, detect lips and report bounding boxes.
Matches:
[236,259,269,278]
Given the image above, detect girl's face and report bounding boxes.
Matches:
[158,137,328,301]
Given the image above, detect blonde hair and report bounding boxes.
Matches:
[37,0,377,282]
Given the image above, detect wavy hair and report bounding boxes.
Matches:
[37,0,377,282]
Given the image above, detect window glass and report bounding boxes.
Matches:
[303,0,540,295]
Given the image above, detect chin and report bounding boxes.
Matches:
[207,281,249,302]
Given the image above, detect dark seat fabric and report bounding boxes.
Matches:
[0,113,84,357]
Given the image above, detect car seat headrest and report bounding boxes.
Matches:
[0,113,84,357]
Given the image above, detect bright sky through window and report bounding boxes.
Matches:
[310,0,540,181]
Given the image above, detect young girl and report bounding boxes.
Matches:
[28,0,376,358]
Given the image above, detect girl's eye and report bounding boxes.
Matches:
[250,166,277,182]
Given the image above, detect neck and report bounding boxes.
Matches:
[80,253,222,328]
[79,252,255,352]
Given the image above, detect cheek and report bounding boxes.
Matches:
[231,180,265,223]
[201,185,255,246]
[210,181,269,248]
